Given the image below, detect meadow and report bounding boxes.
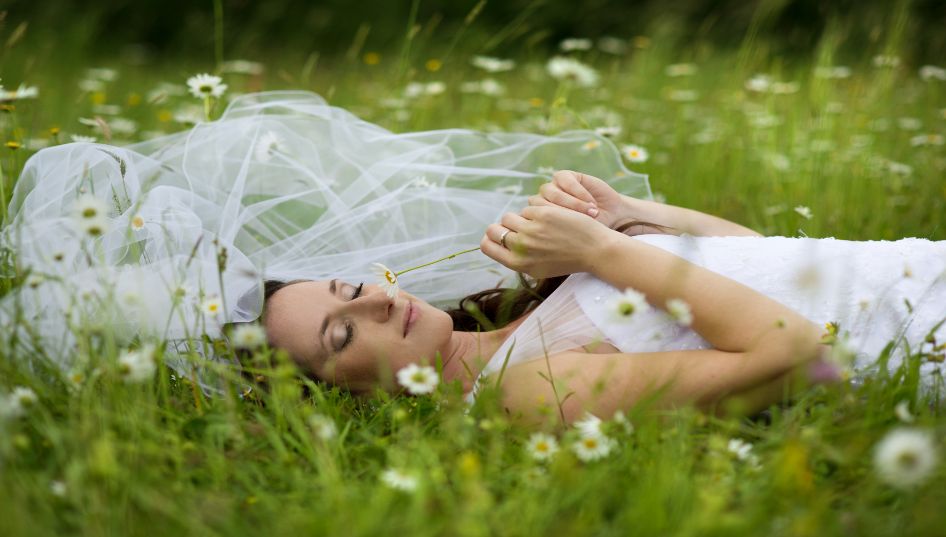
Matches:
[1,4,945,536]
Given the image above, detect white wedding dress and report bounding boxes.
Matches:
[467,233,946,402]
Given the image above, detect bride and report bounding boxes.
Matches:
[4,91,944,425]
[262,170,946,425]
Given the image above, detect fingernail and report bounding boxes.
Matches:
[588,207,599,217]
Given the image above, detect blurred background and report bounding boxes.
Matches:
[4,0,945,73]
[0,0,944,239]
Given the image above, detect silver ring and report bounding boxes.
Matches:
[499,229,511,248]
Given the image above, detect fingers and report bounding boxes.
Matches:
[479,233,523,271]
[500,211,528,231]
[549,170,598,217]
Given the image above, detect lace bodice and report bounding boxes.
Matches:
[467,234,946,401]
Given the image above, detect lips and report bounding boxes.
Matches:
[403,301,412,337]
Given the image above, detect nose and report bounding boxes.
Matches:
[338,285,395,322]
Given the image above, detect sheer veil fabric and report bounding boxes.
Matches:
[2,91,650,384]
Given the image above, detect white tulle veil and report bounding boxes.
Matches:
[1,91,649,384]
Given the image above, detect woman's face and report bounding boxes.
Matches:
[263,280,454,391]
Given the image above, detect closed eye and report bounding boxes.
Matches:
[339,282,364,351]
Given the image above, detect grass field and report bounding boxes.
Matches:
[1,7,945,536]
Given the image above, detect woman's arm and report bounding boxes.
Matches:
[532,170,762,237]
[618,196,762,238]
[481,206,824,423]
[589,231,820,356]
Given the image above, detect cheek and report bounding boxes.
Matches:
[323,309,453,384]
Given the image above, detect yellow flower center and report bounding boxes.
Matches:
[618,302,635,316]
[132,215,144,229]
[535,442,549,452]
[583,438,599,449]
[385,271,397,284]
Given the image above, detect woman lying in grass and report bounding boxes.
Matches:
[4,92,944,426]
[262,170,946,426]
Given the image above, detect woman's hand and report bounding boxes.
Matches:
[481,205,615,279]
[529,170,627,229]
[530,170,666,236]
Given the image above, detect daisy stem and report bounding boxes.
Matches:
[203,96,212,122]
[395,247,481,276]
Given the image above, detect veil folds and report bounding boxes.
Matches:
[2,90,649,375]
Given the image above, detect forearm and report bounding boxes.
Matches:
[588,233,822,361]
[623,196,762,237]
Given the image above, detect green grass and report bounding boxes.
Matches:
[1,11,946,537]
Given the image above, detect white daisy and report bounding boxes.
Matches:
[607,288,650,322]
[49,480,67,497]
[727,438,753,460]
[471,56,515,73]
[220,60,265,76]
[118,345,157,383]
[308,413,338,441]
[574,412,604,437]
[396,363,439,395]
[186,73,228,99]
[814,66,851,79]
[371,262,400,298]
[78,79,106,93]
[2,386,38,419]
[794,205,813,219]
[254,130,284,163]
[744,74,772,93]
[872,54,901,68]
[897,117,921,131]
[664,63,698,77]
[873,428,938,489]
[621,144,649,163]
[459,79,506,96]
[581,139,601,151]
[26,274,44,289]
[201,296,224,318]
[598,36,628,54]
[571,433,616,462]
[70,134,97,143]
[86,67,118,82]
[546,56,600,87]
[910,134,944,147]
[612,410,635,434]
[667,89,699,102]
[380,467,418,492]
[666,298,693,326]
[919,65,946,82]
[0,84,39,102]
[131,214,145,231]
[559,38,593,52]
[526,433,559,461]
[72,196,109,233]
[894,401,915,424]
[404,82,445,98]
[74,194,107,221]
[231,323,266,350]
[887,160,914,176]
[771,82,800,94]
[594,126,621,138]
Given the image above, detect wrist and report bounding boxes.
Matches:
[584,228,626,274]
